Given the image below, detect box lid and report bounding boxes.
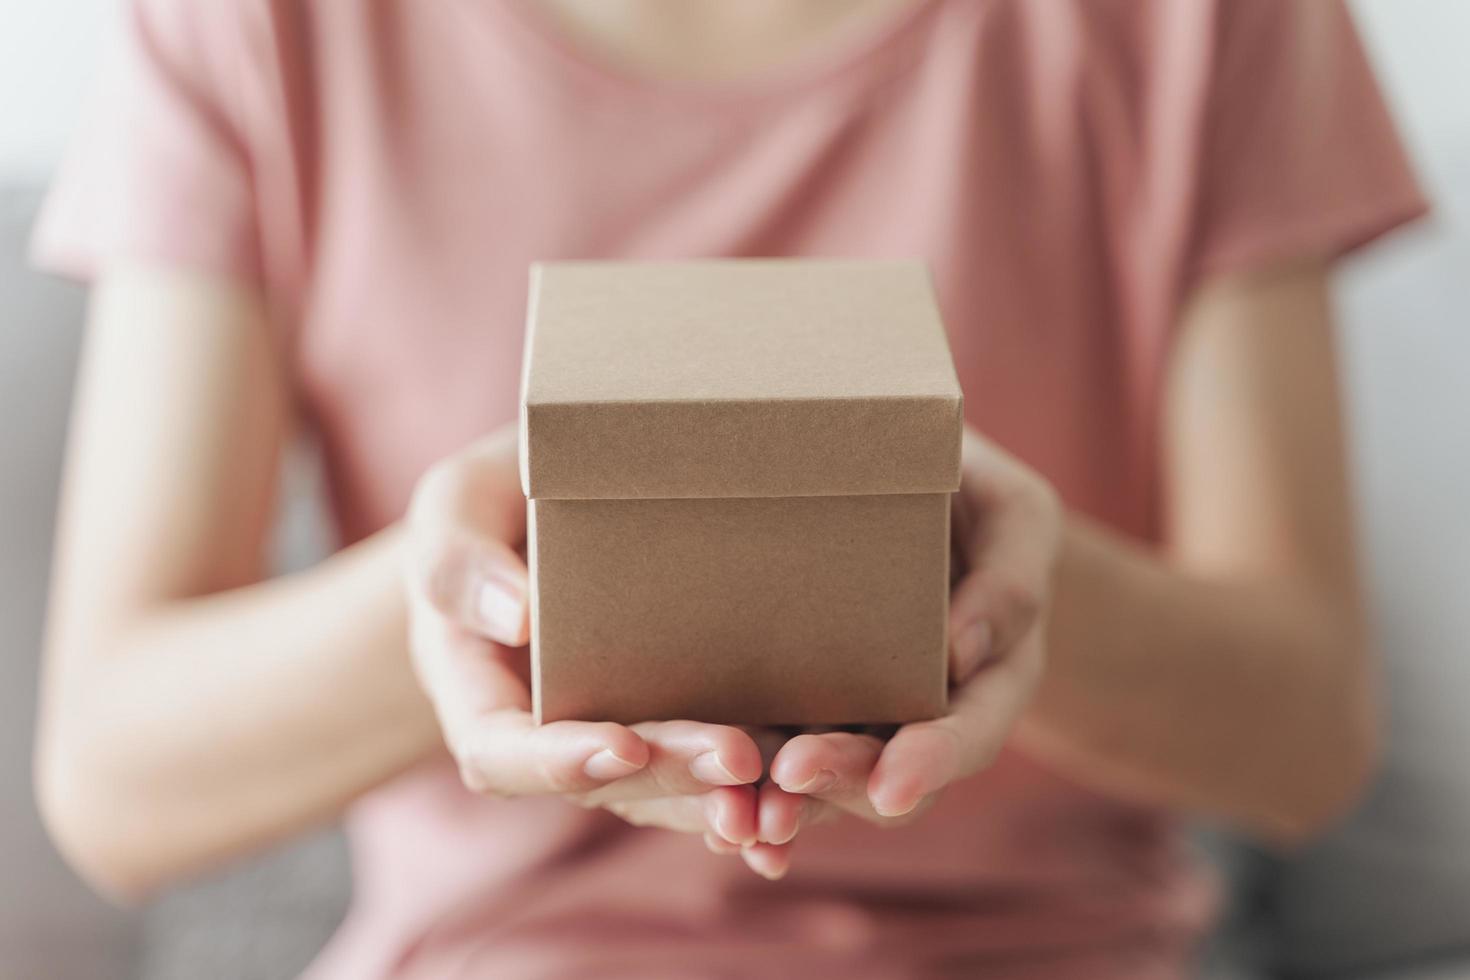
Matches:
[520,260,963,501]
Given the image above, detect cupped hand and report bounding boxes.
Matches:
[761,429,1060,848]
[404,427,771,869]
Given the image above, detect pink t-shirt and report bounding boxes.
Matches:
[35,1,1426,976]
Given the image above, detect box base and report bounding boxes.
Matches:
[530,493,950,726]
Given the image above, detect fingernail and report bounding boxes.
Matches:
[872,792,920,819]
[715,810,750,846]
[583,749,642,781]
[705,793,755,845]
[767,827,797,847]
[951,621,993,682]
[766,807,801,846]
[458,761,489,794]
[744,849,787,881]
[475,579,526,638]
[786,769,837,794]
[690,751,744,786]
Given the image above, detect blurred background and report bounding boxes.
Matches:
[1,2,1467,978]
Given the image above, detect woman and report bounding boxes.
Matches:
[32,0,1425,976]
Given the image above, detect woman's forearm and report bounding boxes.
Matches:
[1018,515,1375,843]
[36,524,442,899]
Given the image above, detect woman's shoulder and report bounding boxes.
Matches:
[1000,0,1357,95]
[121,0,343,86]
[977,0,1323,93]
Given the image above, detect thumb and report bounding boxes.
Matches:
[406,428,531,646]
[411,526,530,646]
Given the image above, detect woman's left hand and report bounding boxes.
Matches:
[739,429,1061,877]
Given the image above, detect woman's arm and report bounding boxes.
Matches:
[38,264,774,898]
[771,258,1375,847]
[1021,258,1376,842]
[35,265,442,900]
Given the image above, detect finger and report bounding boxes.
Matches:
[947,512,1053,685]
[741,842,794,881]
[575,721,764,805]
[949,435,1060,683]
[705,832,742,856]
[869,632,1045,817]
[757,781,804,845]
[408,593,533,725]
[411,606,648,797]
[455,711,651,797]
[755,779,844,841]
[746,726,793,775]
[408,592,650,797]
[409,525,530,646]
[605,785,758,845]
[706,785,760,845]
[408,428,525,539]
[768,731,920,826]
[770,730,882,798]
[407,430,530,646]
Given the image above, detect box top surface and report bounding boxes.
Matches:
[526,260,962,406]
[522,259,963,500]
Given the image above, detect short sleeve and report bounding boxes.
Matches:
[1188,1,1428,282]
[29,0,262,284]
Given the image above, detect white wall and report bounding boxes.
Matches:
[1,1,1467,188]
[0,2,1466,186]
[1355,0,1470,200]
[0,0,116,183]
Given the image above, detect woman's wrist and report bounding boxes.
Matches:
[326,523,446,765]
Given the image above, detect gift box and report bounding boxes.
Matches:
[520,259,962,725]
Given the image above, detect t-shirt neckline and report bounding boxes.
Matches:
[492,0,942,107]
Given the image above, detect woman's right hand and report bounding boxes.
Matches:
[404,427,793,876]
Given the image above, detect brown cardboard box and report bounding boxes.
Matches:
[520,259,963,726]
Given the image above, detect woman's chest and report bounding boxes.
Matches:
[280,35,1144,536]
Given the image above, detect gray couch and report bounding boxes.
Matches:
[0,187,346,980]
[4,182,1470,979]
[1,190,139,980]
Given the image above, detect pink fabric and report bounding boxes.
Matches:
[34,1,1426,976]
